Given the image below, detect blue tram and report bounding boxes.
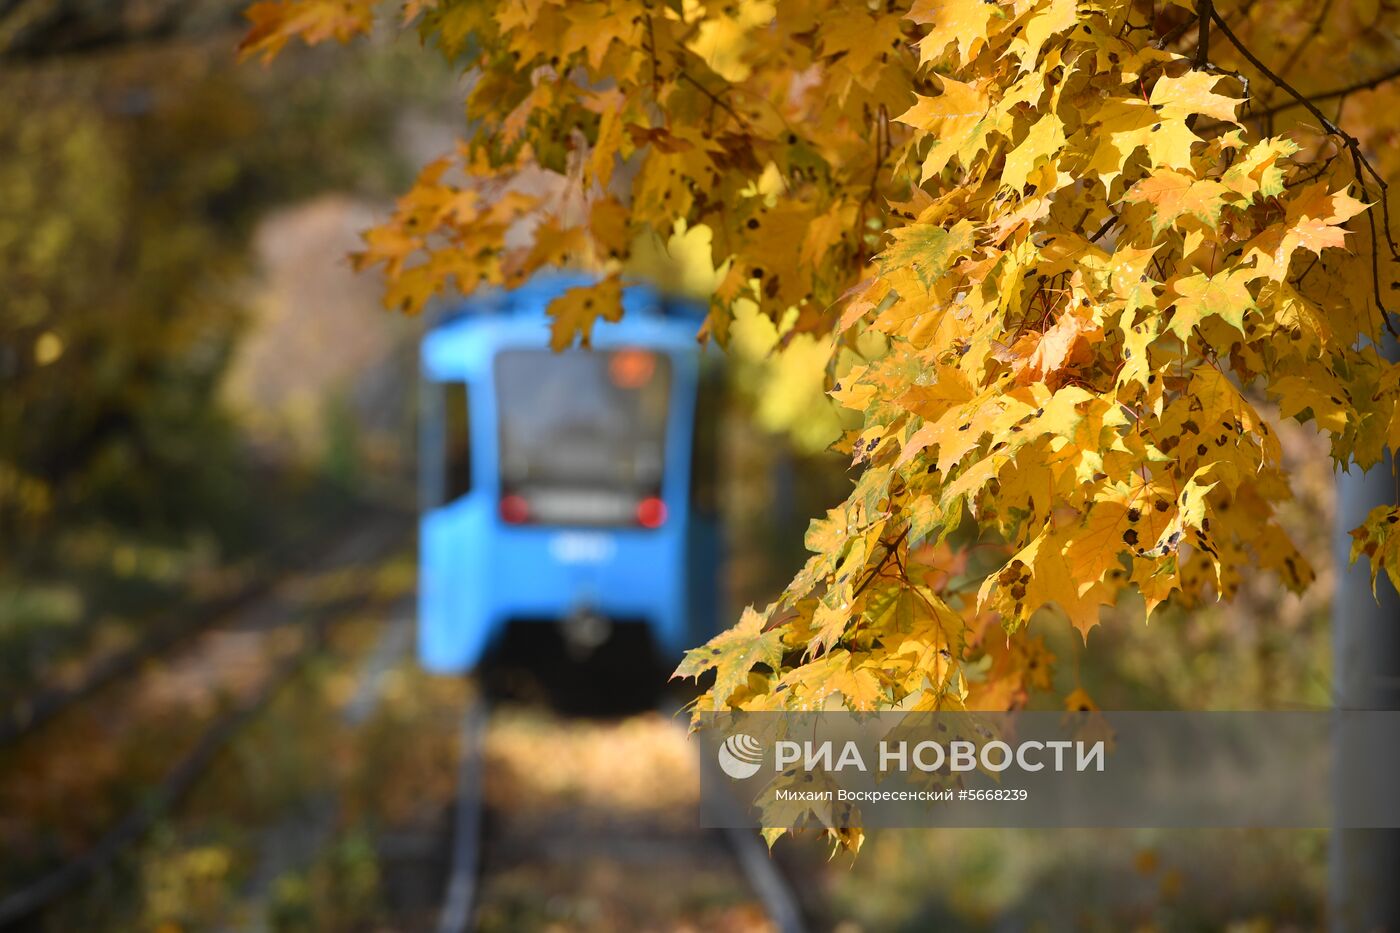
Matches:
[416,274,723,674]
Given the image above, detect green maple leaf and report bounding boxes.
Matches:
[674,606,784,707]
[876,218,975,290]
[1167,270,1255,340]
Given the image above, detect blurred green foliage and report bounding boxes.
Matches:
[0,39,413,557]
[0,12,455,693]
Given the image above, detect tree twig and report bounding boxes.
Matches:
[1208,6,1400,335]
[1152,14,1198,51]
[675,69,749,129]
[853,527,910,600]
[1183,0,1215,132]
[1208,8,1392,246]
[1089,211,1118,243]
[1193,0,1212,69]
[1246,63,1400,122]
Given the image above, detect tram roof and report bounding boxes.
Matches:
[425,272,704,331]
[420,273,709,377]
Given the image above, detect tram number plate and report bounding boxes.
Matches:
[547,532,617,564]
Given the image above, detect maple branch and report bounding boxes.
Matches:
[1151,13,1198,51]
[892,534,909,581]
[1207,7,1391,246]
[1209,12,1347,146]
[1208,7,1400,335]
[853,527,910,600]
[867,105,887,201]
[1202,63,1249,100]
[1181,2,1221,134]
[1359,199,1399,340]
[856,104,890,264]
[1245,63,1400,122]
[1292,253,1322,288]
[675,69,748,129]
[1287,152,1338,189]
[727,83,803,138]
[1089,211,1118,243]
[645,15,659,99]
[1193,0,1211,70]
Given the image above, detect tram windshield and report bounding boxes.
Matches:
[494,348,672,526]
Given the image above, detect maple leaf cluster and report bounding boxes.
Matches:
[242,1,1400,734]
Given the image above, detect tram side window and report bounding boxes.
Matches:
[443,381,472,501]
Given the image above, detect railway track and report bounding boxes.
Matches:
[1,516,819,930]
[0,507,404,748]
[0,648,310,927]
[424,698,811,933]
[0,517,410,929]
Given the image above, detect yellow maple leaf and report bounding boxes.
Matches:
[1123,170,1229,235]
[1149,71,1241,125]
[1002,113,1067,194]
[547,276,624,350]
[1167,269,1256,340]
[1016,303,1104,385]
[238,0,375,62]
[897,78,993,181]
[908,0,998,67]
[675,606,786,709]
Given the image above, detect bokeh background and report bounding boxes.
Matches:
[0,2,1346,930]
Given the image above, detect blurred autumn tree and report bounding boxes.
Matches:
[0,0,423,568]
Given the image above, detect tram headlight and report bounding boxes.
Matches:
[499,493,531,524]
[635,495,667,529]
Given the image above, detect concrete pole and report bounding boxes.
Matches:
[1331,451,1400,931]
